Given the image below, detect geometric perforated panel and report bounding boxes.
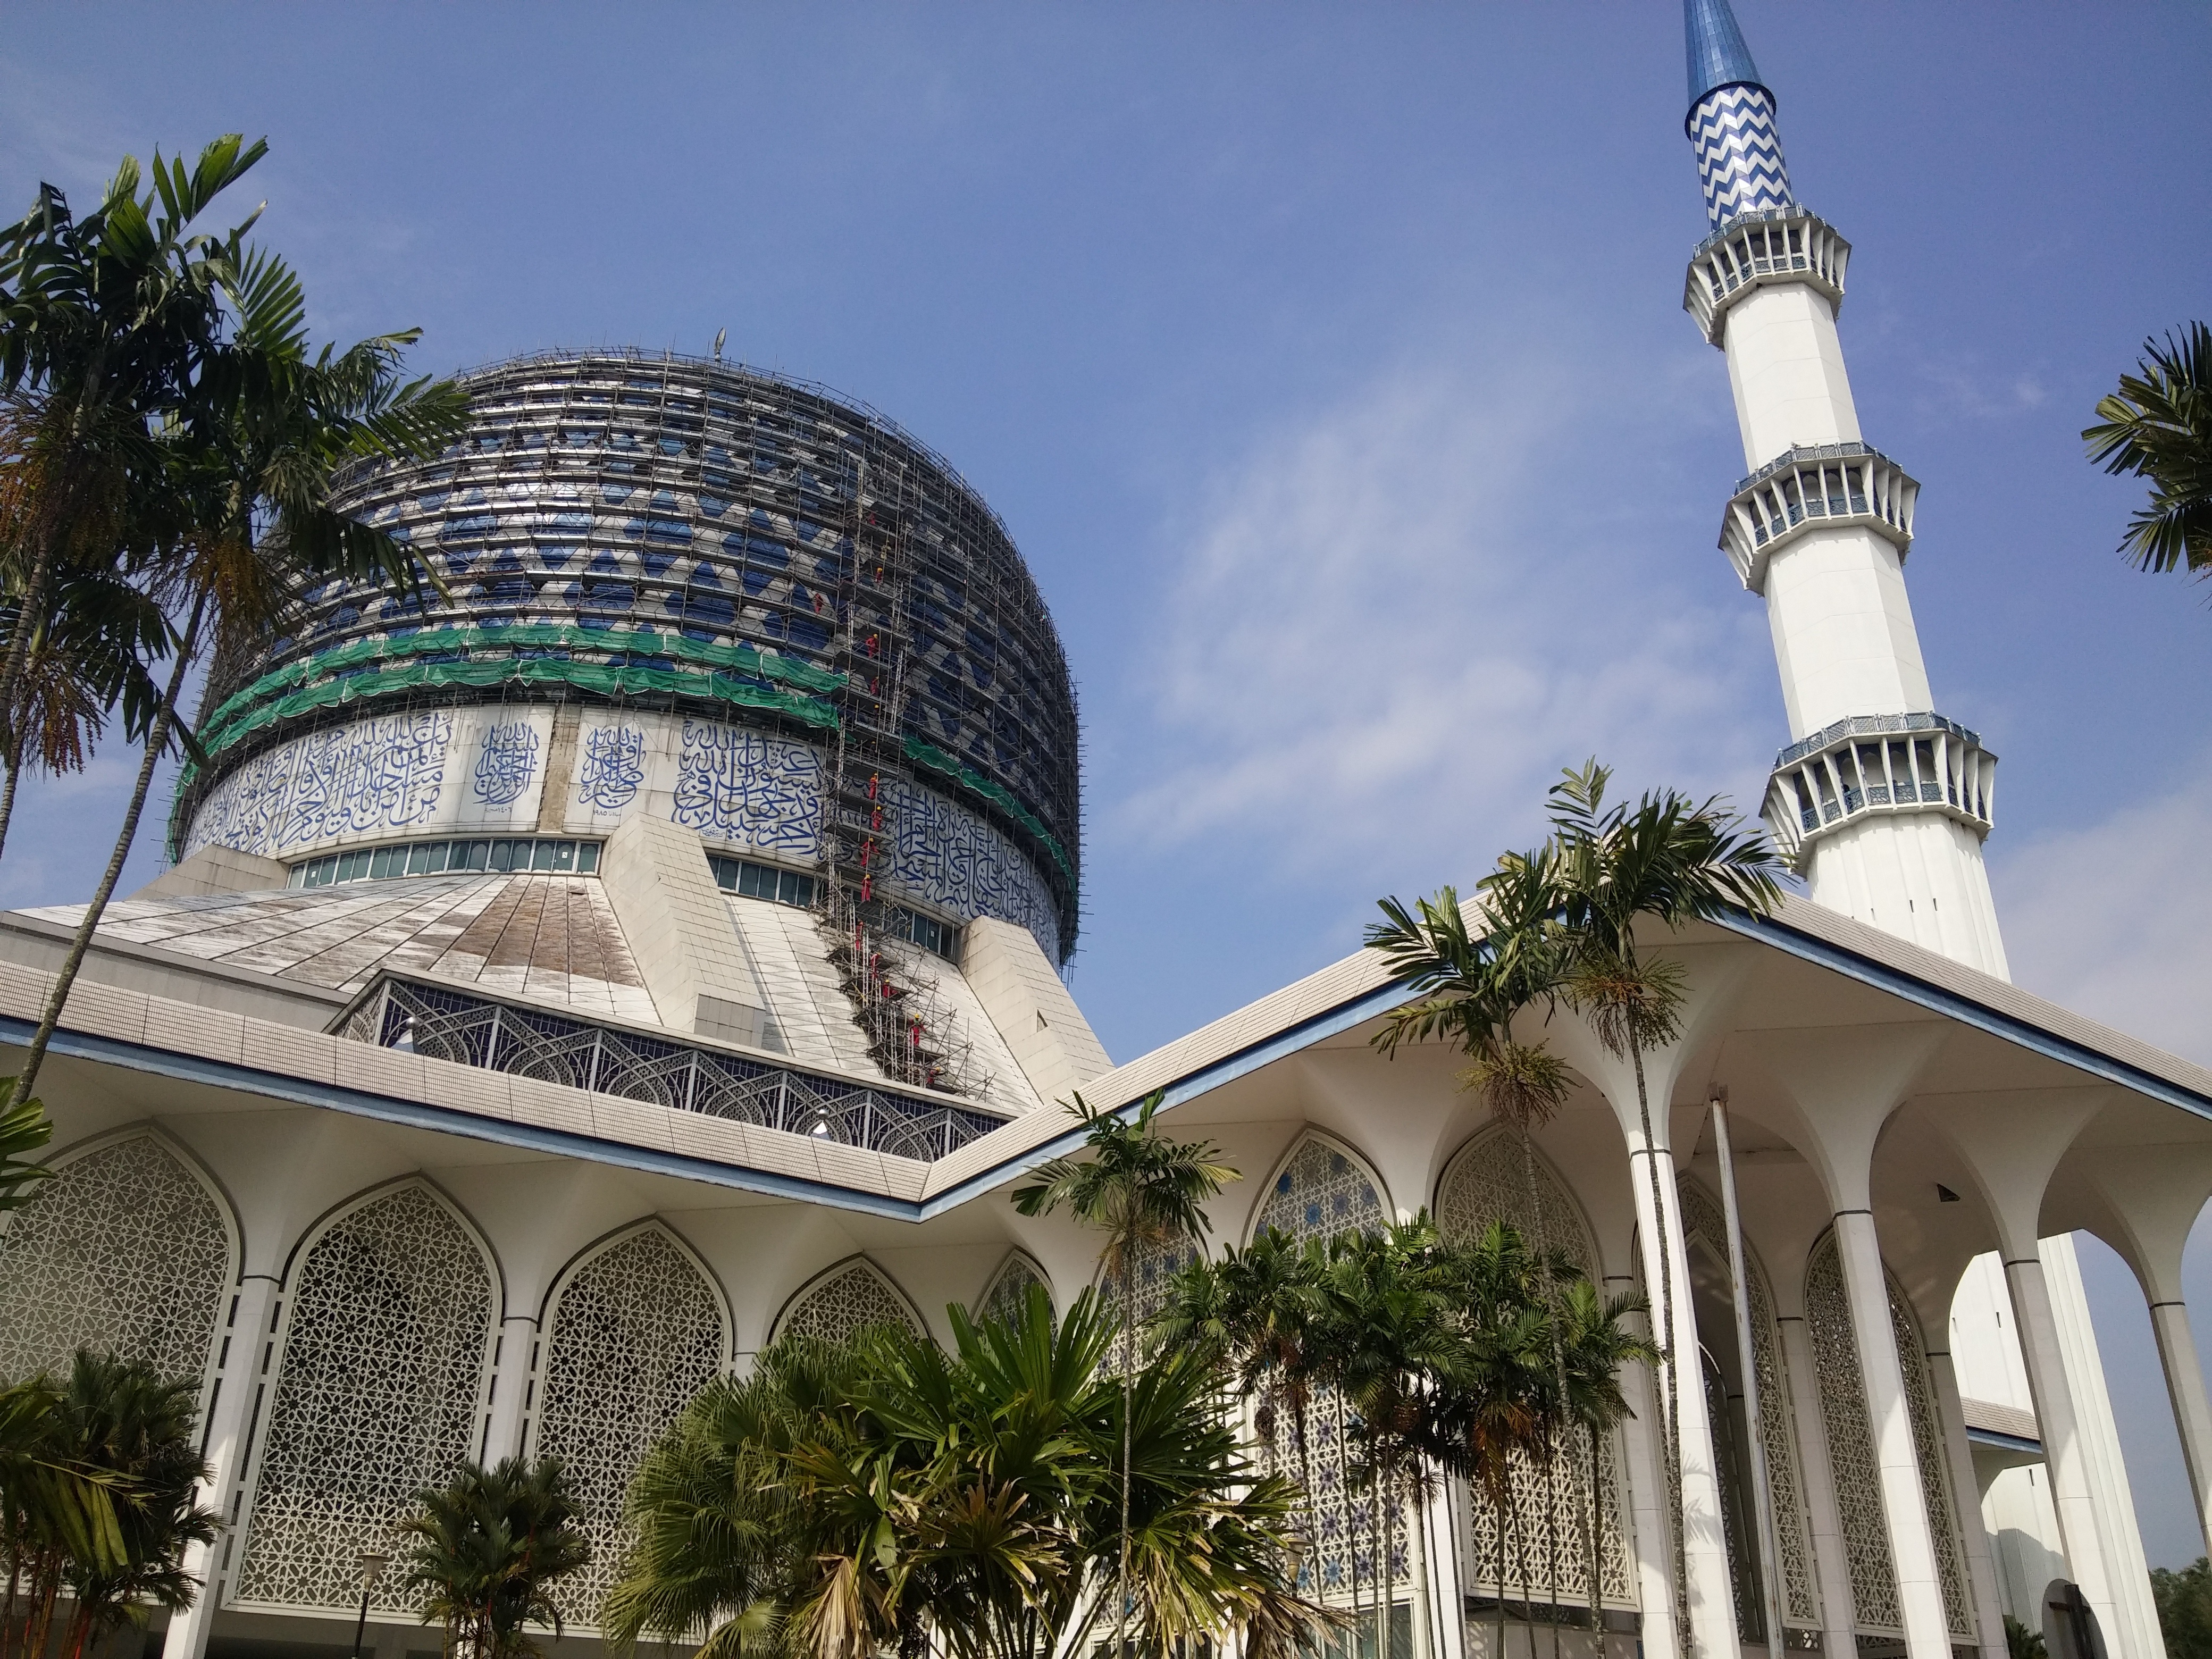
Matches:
[1251,1136,1389,1599]
[1675,1178,1821,1632]
[234,1186,495,1615]
[978,1252,1050,1326]
[533,1228,727,1624]
[773,1258,921,1345]
[1436,1128,1635,1610]
[1802,1231,1974,1640]
[0,1134,230,1395]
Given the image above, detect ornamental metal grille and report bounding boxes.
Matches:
[355,976,1009,1161]
[1801,1234,1974,1639]
[1675,1179,1820,1631]
[234,1186,496,1616]
[1252,1137,1393,1599]
[1890,1282,1975,1639]
[774,1259,922,1345]
[1802,1233,1900,1633]
[0,1134,230,1396]
[1436,1129,1633,1609]
[534,1229,727,1624]
[978,1252,1050,1326]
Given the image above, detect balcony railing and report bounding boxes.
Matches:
[1683,208,1851,345]
[336,975,1011,1163]
[1761,713,1997,865]
[1719,443,1917,593]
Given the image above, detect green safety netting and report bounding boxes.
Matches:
[197,622,848,750]
[903,736,1074,882]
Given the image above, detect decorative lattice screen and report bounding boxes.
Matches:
[234,1185,495,1615]
[1802,1230,1974,1639]
[978,1251,1050,1325]
[774,1258,922,1345]
[533,1228,727,1623]
[0,1134,230,1396]
[1251,1136,1390,1598]
[1675,1178,1821,1633]
[1436,1128,1634,1610]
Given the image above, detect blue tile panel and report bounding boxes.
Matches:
[1691,82,1794,228]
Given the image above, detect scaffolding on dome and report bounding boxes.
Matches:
[174,350,1082,1102]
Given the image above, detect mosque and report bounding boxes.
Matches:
[4,4,2211,1659]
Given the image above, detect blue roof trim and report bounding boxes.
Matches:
[915,974,1416,1220]
[1707,910,2212,1121]
[1685,0,1767,111]
[1965,1427,2043,1456]
[0,1013,925,1222]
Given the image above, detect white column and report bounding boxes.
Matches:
[2148,1299,2212,1557]
[2040,1237,2161,1659]
[2000,1255,2115,1627]
[482,1313,539,1462]
[1926,1347,2008,1659]
[1626,1149,1738,1659]
[1775,1314,1856,1655]
[1612,1271,1684,1659]
[170,1274,280,1659]
[1832,1211,1951,1659]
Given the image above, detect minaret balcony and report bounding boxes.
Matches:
[1761,713,1996,866]
[1719,441,1917,593]
[1683,207,1851,345]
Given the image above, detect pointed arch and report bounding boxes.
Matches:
[772,1254,925,1346]
[1433,1122,1600,1272]
[532,1221,730,1625]
[1676,1177,1822,1636]
[978,1249,1052,1326]
[1246,1129,1388,1247]
[1801,1228,1975,1642]
[1433,1124,1633,1610]
[233,1179,499,1618]
[0,1126,237,1407]
[1240,1130,1390,1603]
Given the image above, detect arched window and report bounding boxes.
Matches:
[1802,1230,1974,1641]
[1248,1134,1389,1604]
[0,1132,233,1401]
[1675,1178,1821,1640]
[234,1184,497,1616]
[533,1226,728,1624]
[977,1251,1051,1326]
[773,1257,923,1346]
[1435,1127,1633,1613]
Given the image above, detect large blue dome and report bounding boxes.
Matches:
[175,350,1082,961]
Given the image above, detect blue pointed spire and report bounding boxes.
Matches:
[1683,0,1793,227]
[1685,0,1768,112]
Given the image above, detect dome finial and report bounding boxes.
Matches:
[1685,0,1767,113]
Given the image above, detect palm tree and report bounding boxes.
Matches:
[0,1092,51,1213]
[1,231,466,1113]
[2083,321,2212,583]
[1543,758,1782,1655]
[1010,1090,1239,1657]
[399,1456,591,1659]
[1,1352,207,1659]
[605,1286,1335,1659]
[0,139,269,770]
[1549,1278,1656,1653]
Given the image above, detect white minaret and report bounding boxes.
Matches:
[1680,11,2166,1652]
[1681,0,2008,978]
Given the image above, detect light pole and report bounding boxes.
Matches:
[349,1552,388,1659]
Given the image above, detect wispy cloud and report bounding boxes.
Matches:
[1995,759,2212,1068]
[1110,332,1780,882]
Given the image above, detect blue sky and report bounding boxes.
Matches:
[6,0,2210,1563]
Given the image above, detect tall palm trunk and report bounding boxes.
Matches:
[0,540,57,840]
[0,744,21,865]
[1585,1426,1605,1659]
[5,593,202,1110]
[1626,1042,1690,1658]
[1120,1261,1134,1659]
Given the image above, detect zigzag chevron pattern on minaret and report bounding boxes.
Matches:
[1691,84,1794,226]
